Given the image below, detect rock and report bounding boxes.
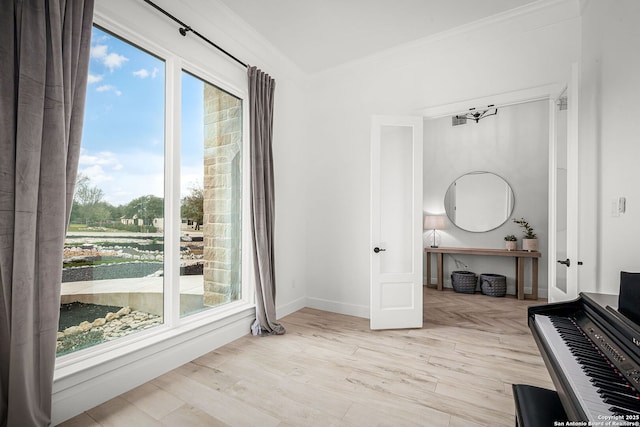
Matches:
[79,321,93,332]
[105,312,117,322]
[116,307,131,317]
[138,320,157,328]
[57,332,64,340]
[93,318,106,327]
[64,325,82,336]
[134,312,148,321]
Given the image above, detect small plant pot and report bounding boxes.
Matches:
[522,238,538,252]
[505,241,517,251]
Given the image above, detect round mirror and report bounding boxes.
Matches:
[444,171,515,232]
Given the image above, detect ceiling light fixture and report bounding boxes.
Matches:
[452,105,498,125]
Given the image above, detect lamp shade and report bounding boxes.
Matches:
[424,215,446,230]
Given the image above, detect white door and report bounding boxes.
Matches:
[549,64,579,302]
[370,115,423,329]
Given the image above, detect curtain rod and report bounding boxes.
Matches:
[142,0,248,69]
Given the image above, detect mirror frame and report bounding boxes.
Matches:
[444,171,515,233]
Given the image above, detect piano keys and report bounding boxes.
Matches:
[528,292,640,421]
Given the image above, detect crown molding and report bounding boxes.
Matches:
[313,0,579,78]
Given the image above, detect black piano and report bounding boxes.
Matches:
[528,292,640,421]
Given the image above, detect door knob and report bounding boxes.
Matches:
[557,258,571,267]
[373,247,386,253]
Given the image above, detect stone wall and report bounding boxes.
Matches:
[202,84,242,306]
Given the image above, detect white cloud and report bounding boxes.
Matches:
[90,43,128,72]
[90,44,108,59]
[87,74,103,84]
[103,52,128,72]
[79,150,123,170]
[133,69,150,78]
[78,149,165,206]
[180,171,203,198]
[80,164,112,185]
[133,67,159,79]
[95,85,122,96]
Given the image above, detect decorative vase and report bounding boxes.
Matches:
[505,241,517,251]
[522,238,538,252]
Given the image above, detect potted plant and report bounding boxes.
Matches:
[504,234,517,251]
[513,218,538,251]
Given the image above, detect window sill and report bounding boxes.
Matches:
[52,302,255,424]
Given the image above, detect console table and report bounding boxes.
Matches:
[424,247,541,300]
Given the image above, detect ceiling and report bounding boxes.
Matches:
[217,0,539,74]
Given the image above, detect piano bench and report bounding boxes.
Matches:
[512,384,567,427]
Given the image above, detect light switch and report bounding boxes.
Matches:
[611,196,626,216]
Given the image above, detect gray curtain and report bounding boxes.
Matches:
[0,1,94,425]
[248,66,285,336]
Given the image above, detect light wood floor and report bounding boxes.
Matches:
[59,287,553,426]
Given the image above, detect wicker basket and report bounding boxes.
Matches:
[480,273,507,297]
[451,271,477,294]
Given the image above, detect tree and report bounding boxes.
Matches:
[124,195,164,226]
[74,173,104,206]
[181,185,203,226]
[71,173,108,224]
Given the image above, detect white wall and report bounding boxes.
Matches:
[424,100,549,296]
[304,1,580,316]
[579,0,640,294]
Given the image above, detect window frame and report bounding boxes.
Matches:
[55,12,254,372]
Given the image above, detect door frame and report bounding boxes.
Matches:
[418,82,572,300]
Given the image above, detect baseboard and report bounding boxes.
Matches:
[305,296,369,319]
[277,296,307,319]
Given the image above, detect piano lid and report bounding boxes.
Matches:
[582,292,618,310]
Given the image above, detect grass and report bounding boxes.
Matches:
[57,329,105,355]
[67,224,88,232]
[63,258,162,268]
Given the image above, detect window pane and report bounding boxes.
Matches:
[58,26,165,356]
[180,71,242,317]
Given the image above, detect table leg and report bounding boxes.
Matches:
[426,251,431,287]
[517,257,525,300]
[437,253,443,291]
[530,258,539,300]
[514,260,518,298]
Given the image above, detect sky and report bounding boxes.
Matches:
[80,26,204,206]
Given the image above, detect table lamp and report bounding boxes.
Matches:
[424,215,446,248]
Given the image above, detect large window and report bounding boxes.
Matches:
[57,25,246,356]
